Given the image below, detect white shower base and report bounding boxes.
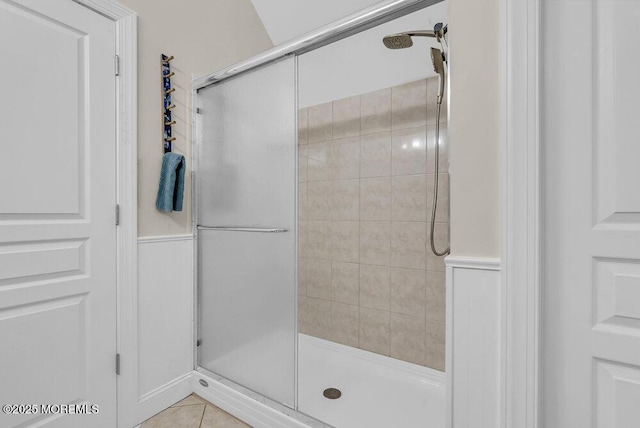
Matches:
[298,334,445,428]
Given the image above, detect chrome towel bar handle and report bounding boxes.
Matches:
[197,225,288,233]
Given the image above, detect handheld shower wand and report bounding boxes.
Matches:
[383,24,450,257]
[428,46,449,256]
[430,47,445,105]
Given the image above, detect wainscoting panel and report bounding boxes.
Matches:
[135,235,194,423]
[445,257,501,428]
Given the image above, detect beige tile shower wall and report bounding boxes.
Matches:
[298,77,448,371]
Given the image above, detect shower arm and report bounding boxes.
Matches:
[402,30,437,38]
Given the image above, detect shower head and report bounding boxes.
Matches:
[382,25,447,105]
[431,47,445,105]
[382,30,437,49]
[382,24,448,58]
[382,34,414,49]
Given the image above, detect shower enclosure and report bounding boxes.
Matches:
[193,0,447,426]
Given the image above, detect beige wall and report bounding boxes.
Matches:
[448,0,502,257]
[119,0,273,237]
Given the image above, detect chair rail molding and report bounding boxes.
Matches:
[501,0,541,426]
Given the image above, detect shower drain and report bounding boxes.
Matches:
[323,388,342,399]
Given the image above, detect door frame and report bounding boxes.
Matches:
[72,1,138,426]
[501,0,541,427]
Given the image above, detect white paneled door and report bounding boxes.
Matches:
[0,1,117,427]
[543,1,640,427]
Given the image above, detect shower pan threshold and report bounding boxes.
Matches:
[298,334,445,428]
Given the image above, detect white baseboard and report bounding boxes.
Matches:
[135,373,193,425]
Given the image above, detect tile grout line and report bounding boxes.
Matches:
[357,95,362,349]
[387,85,396,356]
[197,400,206,428]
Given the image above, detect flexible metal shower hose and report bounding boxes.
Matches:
[430,102,450,257]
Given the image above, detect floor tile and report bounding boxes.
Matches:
[141,404,205,428]
[142,394,250,428]
[200,404,251,428]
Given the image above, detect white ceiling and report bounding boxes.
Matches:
[251,0,385,45]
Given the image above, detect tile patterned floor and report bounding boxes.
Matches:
[141,394,251,428]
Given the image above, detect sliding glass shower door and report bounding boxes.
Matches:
[196,56,297,407]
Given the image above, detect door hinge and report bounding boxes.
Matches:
[116,353,121,375]
[115,54,120,76]
[115,204,120,226]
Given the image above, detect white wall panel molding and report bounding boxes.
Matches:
[131,236,195,425]
[446,261,502,428]
[445,256,501,271]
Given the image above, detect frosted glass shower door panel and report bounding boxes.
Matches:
[199,230,295,405]
[197,56,296,408]
[198,57,296,227]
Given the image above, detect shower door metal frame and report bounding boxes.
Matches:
[193,0,443,90]
[192,0,445,424]
[194,54,299,409]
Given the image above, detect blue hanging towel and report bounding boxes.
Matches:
[156,152,185,212]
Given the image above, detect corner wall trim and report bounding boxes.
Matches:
[501,0,542,426]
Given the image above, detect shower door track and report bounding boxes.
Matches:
[193,0,443,89]
[194,368,334,428]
